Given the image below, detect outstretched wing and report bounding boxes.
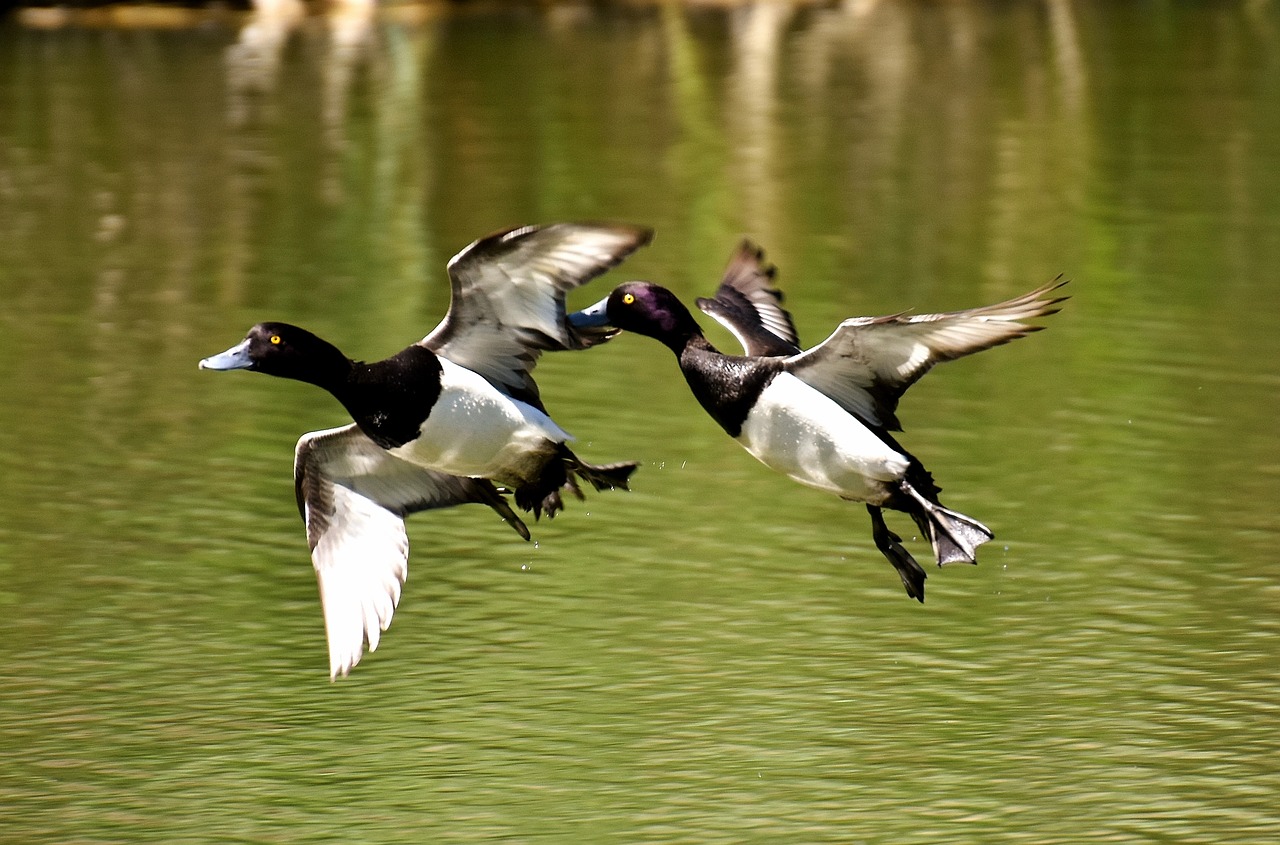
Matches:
[422,222,653,409]
[294,424,529,679]
[785,278,1068,430]
[696,240,801,356]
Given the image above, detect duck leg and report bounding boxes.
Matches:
[867,504,927,602]
[514,445,639,520]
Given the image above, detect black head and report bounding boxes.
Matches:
[199,322,350,386]
[578,282,704,352]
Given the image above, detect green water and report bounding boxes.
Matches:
[2,1,1278,841]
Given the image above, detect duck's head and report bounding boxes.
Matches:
[199,322,349,384]
[571,282,703,350]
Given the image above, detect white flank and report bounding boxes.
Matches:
[391,358,570,481]
[736,373,910,502]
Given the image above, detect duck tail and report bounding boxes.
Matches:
[513,446,638,521]
[901,481,993,566]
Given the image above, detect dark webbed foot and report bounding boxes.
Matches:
[571,457,638,492]
[514,484,563,521]
[514,447,638,520]
[867,505,927,602]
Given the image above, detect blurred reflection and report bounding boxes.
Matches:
[660,3,733,271]
[225,0,305,126]
[727,2,795,246]
[1047,0,1085,110]
[321,0,377,204]
[790,0,914,252]
[224,0,302,304]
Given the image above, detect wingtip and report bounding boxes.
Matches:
[1039,275,1071,297]
[563,220,655,249]
[725,238,780,281]
[628,222,656,247]
[573,220,654,251]
[446,221,655,274]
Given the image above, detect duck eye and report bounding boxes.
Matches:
[269,335,282,345]
[622,293,635,305]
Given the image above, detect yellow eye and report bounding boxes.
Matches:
[622,293,635,305]
[269,335,281,345]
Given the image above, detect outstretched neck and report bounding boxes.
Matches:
[655,319,717,358]
[292,342,355,393]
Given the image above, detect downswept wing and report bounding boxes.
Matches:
[423,222,653,409]
[785,278,1068,430]
[295,424,529,679]
[696,240,801,357]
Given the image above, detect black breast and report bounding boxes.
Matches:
[680,348,782,438]
[341,346,443,450]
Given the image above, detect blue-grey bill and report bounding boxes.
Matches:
[568,297,612,329]
[199,339,253,371]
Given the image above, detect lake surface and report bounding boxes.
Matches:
[2,1,1279,841]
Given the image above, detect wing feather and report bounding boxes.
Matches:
[295,424,529,679]
[786,277,1068,430]
[696,240,801,356]
[422,223,653,408]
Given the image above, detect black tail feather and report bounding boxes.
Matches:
[514,445,638,520]
[571,457,638,493]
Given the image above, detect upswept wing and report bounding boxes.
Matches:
[696,240,801,357]
[422,222,653,408]
[294,424,529,679]
[785,278,1068,430]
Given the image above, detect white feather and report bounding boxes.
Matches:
[310,484,409,680]
[391,358,570,484]
[294,424,529,679]
[736,373,910,503]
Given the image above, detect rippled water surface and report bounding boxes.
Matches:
[2,1,1279,841]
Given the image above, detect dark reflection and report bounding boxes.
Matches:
[1,2,1279,841]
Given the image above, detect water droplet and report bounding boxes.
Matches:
[521,564,529,571]
[533,541,539,550]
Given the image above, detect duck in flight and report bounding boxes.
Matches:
[201,222,651,678]
[571,241,1066,601]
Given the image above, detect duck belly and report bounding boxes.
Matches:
[735,373,909,503]
[390,359,570,484]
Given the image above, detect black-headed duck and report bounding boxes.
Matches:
[201,222,651,677]
[571,241,1066,601]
